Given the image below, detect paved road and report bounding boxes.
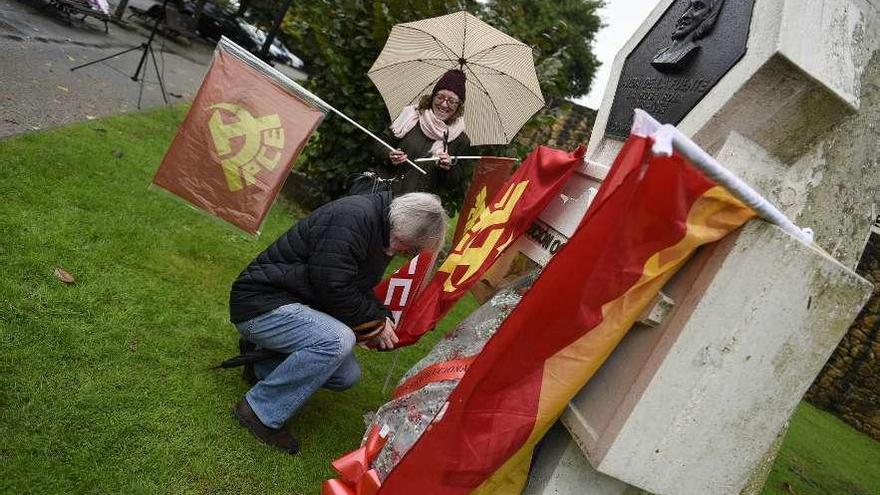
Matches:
[0,0,304,139]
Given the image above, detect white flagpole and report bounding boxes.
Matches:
[323,104,427,175]
[632,109,813,243]
[414,156,488,162]
[218,37,427,175]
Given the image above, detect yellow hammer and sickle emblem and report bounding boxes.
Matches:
[207,103,285,192]
[464,186,489,233]
[438,180,529,292]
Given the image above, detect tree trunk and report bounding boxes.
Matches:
[113,0,129,20]
[193,0,208,24]
[236,0,252,17]
[259,0,293,62]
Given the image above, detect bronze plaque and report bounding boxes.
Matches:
[605,0,756,138]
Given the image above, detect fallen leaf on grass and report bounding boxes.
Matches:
[67,55,75,62]
[53,267,75,284]
[111,150,124,158]
[86,115,96,120]
[57,85,69,93]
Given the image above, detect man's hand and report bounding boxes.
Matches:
[370,317,399,350]
[389,149,408,165]
[437,151,452,170]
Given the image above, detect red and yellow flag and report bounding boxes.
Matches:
[378,133,757,494]
[373,250,436,326]
[393,146,584,347]
[451,156,517,247]
[152,45,326,234]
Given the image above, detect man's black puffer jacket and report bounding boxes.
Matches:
[229,192,394,326]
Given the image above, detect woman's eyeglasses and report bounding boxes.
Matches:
[433,95,460,107]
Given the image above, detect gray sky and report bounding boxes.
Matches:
[574,0,663,108]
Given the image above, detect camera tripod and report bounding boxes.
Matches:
[71,0,170,109]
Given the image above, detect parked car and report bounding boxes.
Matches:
[181,1,303,68]
[179,2,230,39]
[243,23,304,69]
[274,42,304,69]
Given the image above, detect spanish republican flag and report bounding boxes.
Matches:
[393,146,584,347]
[378,131,757,493]
[152,38,326,234]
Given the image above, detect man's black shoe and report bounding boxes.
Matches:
[234,400,299,454]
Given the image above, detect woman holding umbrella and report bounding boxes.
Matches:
[350,69,471,198]
[351,10,545,204]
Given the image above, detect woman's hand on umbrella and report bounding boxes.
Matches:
[389,149,408,165]
[437,151,452,170]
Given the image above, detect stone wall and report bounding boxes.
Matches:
[516,99,596,151]
[806,230,880,440]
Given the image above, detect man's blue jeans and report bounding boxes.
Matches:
[234,303,361,429]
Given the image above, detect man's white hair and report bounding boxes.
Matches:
[389,192,448,252]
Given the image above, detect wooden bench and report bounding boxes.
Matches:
[48,0,111,33]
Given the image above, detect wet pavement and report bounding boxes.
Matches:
[0,0,304,138]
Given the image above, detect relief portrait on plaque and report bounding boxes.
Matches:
[605,0,754,138]
[652,0,726,70]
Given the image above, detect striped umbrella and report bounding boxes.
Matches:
[368,11,545,146]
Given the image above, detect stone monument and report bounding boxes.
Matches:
[514,0,880,493]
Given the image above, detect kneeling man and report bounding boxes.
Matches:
[228,192,447,453]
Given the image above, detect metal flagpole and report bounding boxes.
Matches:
[632,109,814,243]
[218,37,426,175]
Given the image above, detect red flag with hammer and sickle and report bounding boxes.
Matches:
[152,45,326,234]
[393,146,585,347]
[451,156,517,247]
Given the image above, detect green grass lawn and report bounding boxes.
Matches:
[1,109,878,495]
[763,402,880,495]
[0,107,474,495]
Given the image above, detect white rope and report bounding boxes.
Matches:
[632,109,814,243]
[381,352,400,395]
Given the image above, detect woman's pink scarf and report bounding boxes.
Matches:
[390,106,465,157]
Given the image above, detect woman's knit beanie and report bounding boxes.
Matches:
[431,69,467,101]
